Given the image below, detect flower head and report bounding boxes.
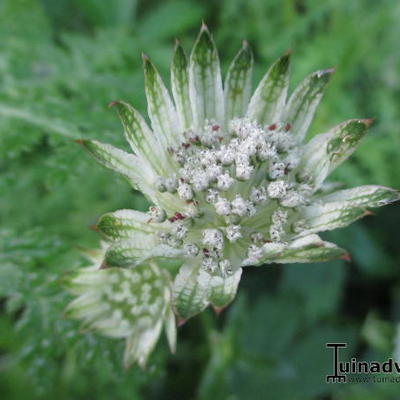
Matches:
[65,25,400,367]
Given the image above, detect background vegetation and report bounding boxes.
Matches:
[1,0,400,399]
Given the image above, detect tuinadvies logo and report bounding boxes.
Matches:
[326,343,400,383]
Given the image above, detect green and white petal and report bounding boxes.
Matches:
[65,292,108,321]
[79,139,153,191]
[111,100,171,175]
[78,140,188,215]
[299,200,369,235]
[171,42,193,131]
[124,321,163,368]
[300,119,372,188]
[316,185,400,208]
[164,305,177,354]
[97,209,169,240]
[63,266,111,296]
[246,52,290,125]
[104,238,184,268]
[172,262,211,320]
[65,264,171,366]
[224,41,253,122]
[283,68,334,142]
[253,234,346,264]
[143,55,181,148]
[208,268,242,309]
[189,24,224,128]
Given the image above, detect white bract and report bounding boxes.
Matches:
[65,25,400,367]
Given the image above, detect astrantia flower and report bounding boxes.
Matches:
[65,24,400,367]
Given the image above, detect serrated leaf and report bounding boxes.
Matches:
[300,119,372,187]
[224,41,253,121]
[97,209,169,240]
[143,55,181,148]
[171,43,193,131]
[283,68,334,142]
[246,52,290,125]
[189,24,224,128]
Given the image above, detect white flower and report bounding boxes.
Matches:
[66,25,400,367]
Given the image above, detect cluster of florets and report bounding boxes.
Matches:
[152,117,314,276]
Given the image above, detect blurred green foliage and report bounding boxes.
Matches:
[1,0,400,399]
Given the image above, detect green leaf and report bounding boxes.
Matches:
[97,209,169,240]
[189,24,224,128]
[77,0,137,27]
[137,0,204,42]
[300,119,372,187]
[246,52,290,125]
[111,100,171,175]
[0,103,80,139]
[143,55,181,148]
[362,312,395,354]
[171,42,193,131]
[224,41,253,121]
[281,260,346,320]
[283,68,334,142]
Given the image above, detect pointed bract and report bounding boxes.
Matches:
[283,68,334,142]
[112,100,171,175]
[224,41,253,122]
[246,52,290,125]
[255,235,346,264]
[300,201,366,235]
[189,25,224,128]
[164,306,177,354]
[317,185,400,208]
[143,56,181,148]
[97,209,169,240]
[171,43,193,131]
[208,268,242,308]
[172,262,210,319]
[79,140,151,190]
[300,119,371,187]
[104,238,184,268]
